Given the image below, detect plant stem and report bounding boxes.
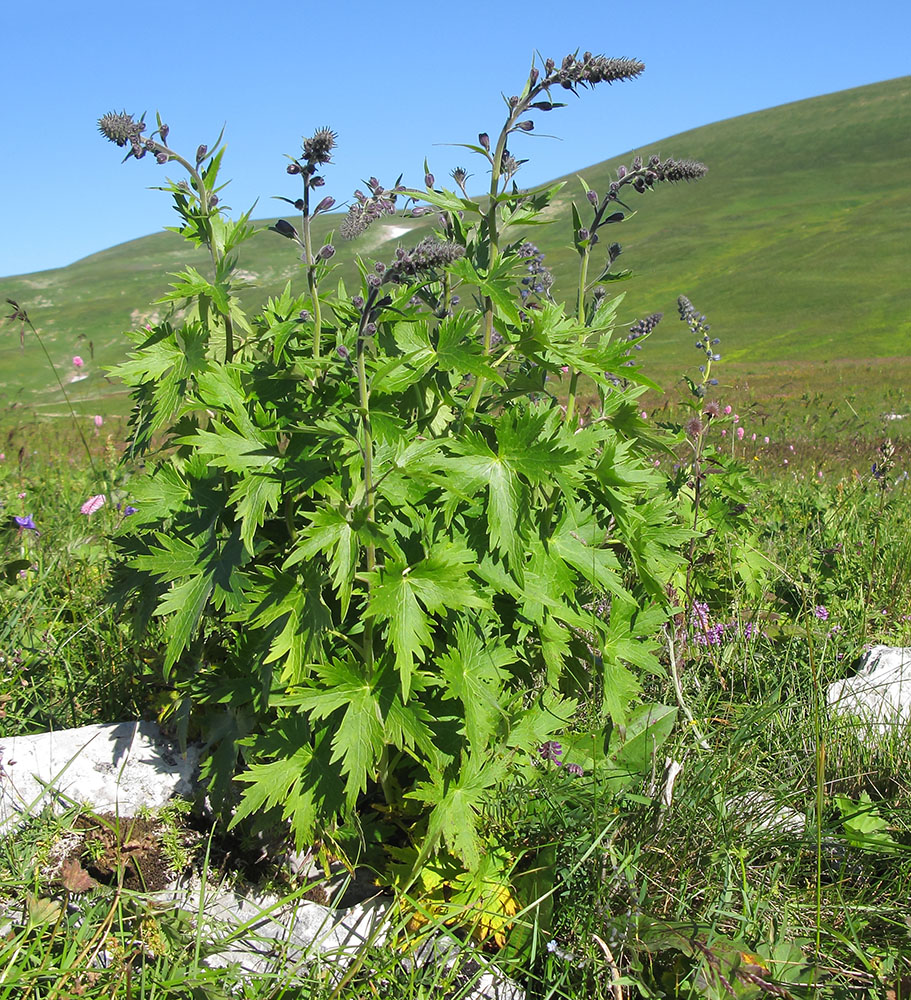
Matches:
[356,305,376,675]
[300,181,323,360]
[565,243,592,427]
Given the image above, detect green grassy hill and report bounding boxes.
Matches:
[2,76,909,417]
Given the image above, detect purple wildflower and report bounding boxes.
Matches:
[14,514,37,532]
[539,741,563,764]
[814,605,829,621]
[123,506,138,516]
[564,763,584,777]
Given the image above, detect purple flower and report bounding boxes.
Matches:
[814,605,829,621]
[123,506,138,516]
[14,514,37,532]
[539,741,563,764]
[564,763,584,777]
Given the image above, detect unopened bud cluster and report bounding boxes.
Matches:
[97,111,173,163]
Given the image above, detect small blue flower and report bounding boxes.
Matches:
[14,514,37,532]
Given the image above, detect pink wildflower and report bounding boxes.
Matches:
[789,444,795,452]
[80,494,106,516]
[18,492,26,499]
[93,415,103,428]
[732,413,739,423]
[751,433,757,441]
[736,426,745,440]
[723,405,732,415]
[764,436,770,444]
[640,411,648,420]
[72,356,85,369]
[560,365,569,374]
[721,429,727,437]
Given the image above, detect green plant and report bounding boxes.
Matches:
[98,53,707,890]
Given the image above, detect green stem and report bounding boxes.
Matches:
[300,182,323,360]
[464,114,518,424]
[356,307,377,674]
[565,246,592,426]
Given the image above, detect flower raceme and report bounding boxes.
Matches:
[80,494,105,516]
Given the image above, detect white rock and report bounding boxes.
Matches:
[827,645,911,734]
[0,721,199,832]
[726,792,806,835]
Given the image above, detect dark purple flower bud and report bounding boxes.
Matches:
[196,144,207,164]
[604,212,624,224]
[515,120,534,131]
[450,294,460,306]
[299,310,311,322]
[365,322,377,335]
[478,133,490,151]
[424,172,434,188]
[336,344,350,362]
[608,242,622,261]
[562,54,574,70]
[270,219,298,240]
[564,763,584,777]
[317,244,336,260]
[577,228,590,241]
[314,196,335,214]
[374,262,386,274]
[529,67,539,85]
[209,195,219,207]
[351,295,365,309]
[411,206,433,217]
[156,152,168,164]
[530,101,555,111]
[632,155,642,170]
[310,175,326,187]
[293,198,305,211]
[159,124,169,142]
[545,57,555,73]
[367,274,381,288]
[287,162,301,175]
[616,165,627,179]
[509,95,519,107]
[586,189,598,205]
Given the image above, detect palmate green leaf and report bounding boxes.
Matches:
[231,718,345,851]
[549,503,629,600]
[176,423,278,473]
[435,314,505,384]
[368,543,488,700]
[235,566,331,683]
[228,471,283,553]
[408,752,508,869]
[292,659,386,807]
[125,464,191,524]
[442,432,522,566]
[504,688,578,754]
[157,266,231,314]
[155,572,214,673]
[438,619,515,752]
[286,504,360,617]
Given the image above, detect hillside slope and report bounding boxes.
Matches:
[2,76,908,414]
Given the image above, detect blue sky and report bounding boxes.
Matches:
[1,0,908,278]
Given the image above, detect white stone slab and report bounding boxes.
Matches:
[827,645,911,734]
[0,721,199,832]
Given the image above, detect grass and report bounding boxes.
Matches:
[1,76,909,415]
[2,402,911,998]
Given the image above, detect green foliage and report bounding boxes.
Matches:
[101,55,702,880]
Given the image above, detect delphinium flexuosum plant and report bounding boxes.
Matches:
[100,53,706,911]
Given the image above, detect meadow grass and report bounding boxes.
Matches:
[2,411,910,998]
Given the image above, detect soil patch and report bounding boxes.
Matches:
[61,812,178,892]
